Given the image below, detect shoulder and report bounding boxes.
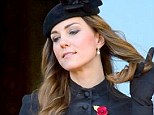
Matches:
[109,86,131,103]
[19,90,39,115]
[108,86,132,114]
[105,80,131,106]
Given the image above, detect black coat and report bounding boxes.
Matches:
[19,48,154,115]
[19,79,153,115]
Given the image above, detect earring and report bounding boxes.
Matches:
[97,47,100,55]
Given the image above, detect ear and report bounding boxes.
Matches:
[95,33,105,48]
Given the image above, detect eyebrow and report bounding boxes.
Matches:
[51,22,79,35]
[64,22,79,29]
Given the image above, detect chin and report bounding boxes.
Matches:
[62,65,81,72]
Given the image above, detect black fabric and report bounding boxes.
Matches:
[19,91,39,115]
[19,78,154,115]
[19,79,132,115]
[43,0,102,38]
[66,79,131,115]
[130,47,154,107]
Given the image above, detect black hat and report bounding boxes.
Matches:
[43,0,103,38]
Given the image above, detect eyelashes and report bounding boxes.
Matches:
[51,29,80,42]
[69,29,80,35]
[51,36,60,42]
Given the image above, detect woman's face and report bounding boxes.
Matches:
[50,17,103,71]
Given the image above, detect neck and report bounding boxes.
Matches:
[69,57,105,88]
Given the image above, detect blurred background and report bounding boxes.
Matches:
[1,0,153,115]
[99,0,154,96]
[1,0,58,114]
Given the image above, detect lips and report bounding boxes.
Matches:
[63,52,76,58]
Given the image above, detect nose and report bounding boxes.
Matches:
[59,38,70,48]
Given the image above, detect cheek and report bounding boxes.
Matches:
[53,45,61,60]
[77,33,97,50]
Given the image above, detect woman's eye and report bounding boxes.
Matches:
[69,30,80,35]
[51,36,60,42]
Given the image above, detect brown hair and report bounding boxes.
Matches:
[38,15,153,115]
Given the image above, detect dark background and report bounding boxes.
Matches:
[1,0,58,114]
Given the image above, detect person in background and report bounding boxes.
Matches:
[19,0,154,115]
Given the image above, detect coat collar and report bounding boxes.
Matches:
[69,78,112,97]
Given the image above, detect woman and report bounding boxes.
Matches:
[19,0,154,115]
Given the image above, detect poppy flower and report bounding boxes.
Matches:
[93,105,108,115]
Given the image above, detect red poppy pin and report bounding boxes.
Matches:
[93,105,108,115]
